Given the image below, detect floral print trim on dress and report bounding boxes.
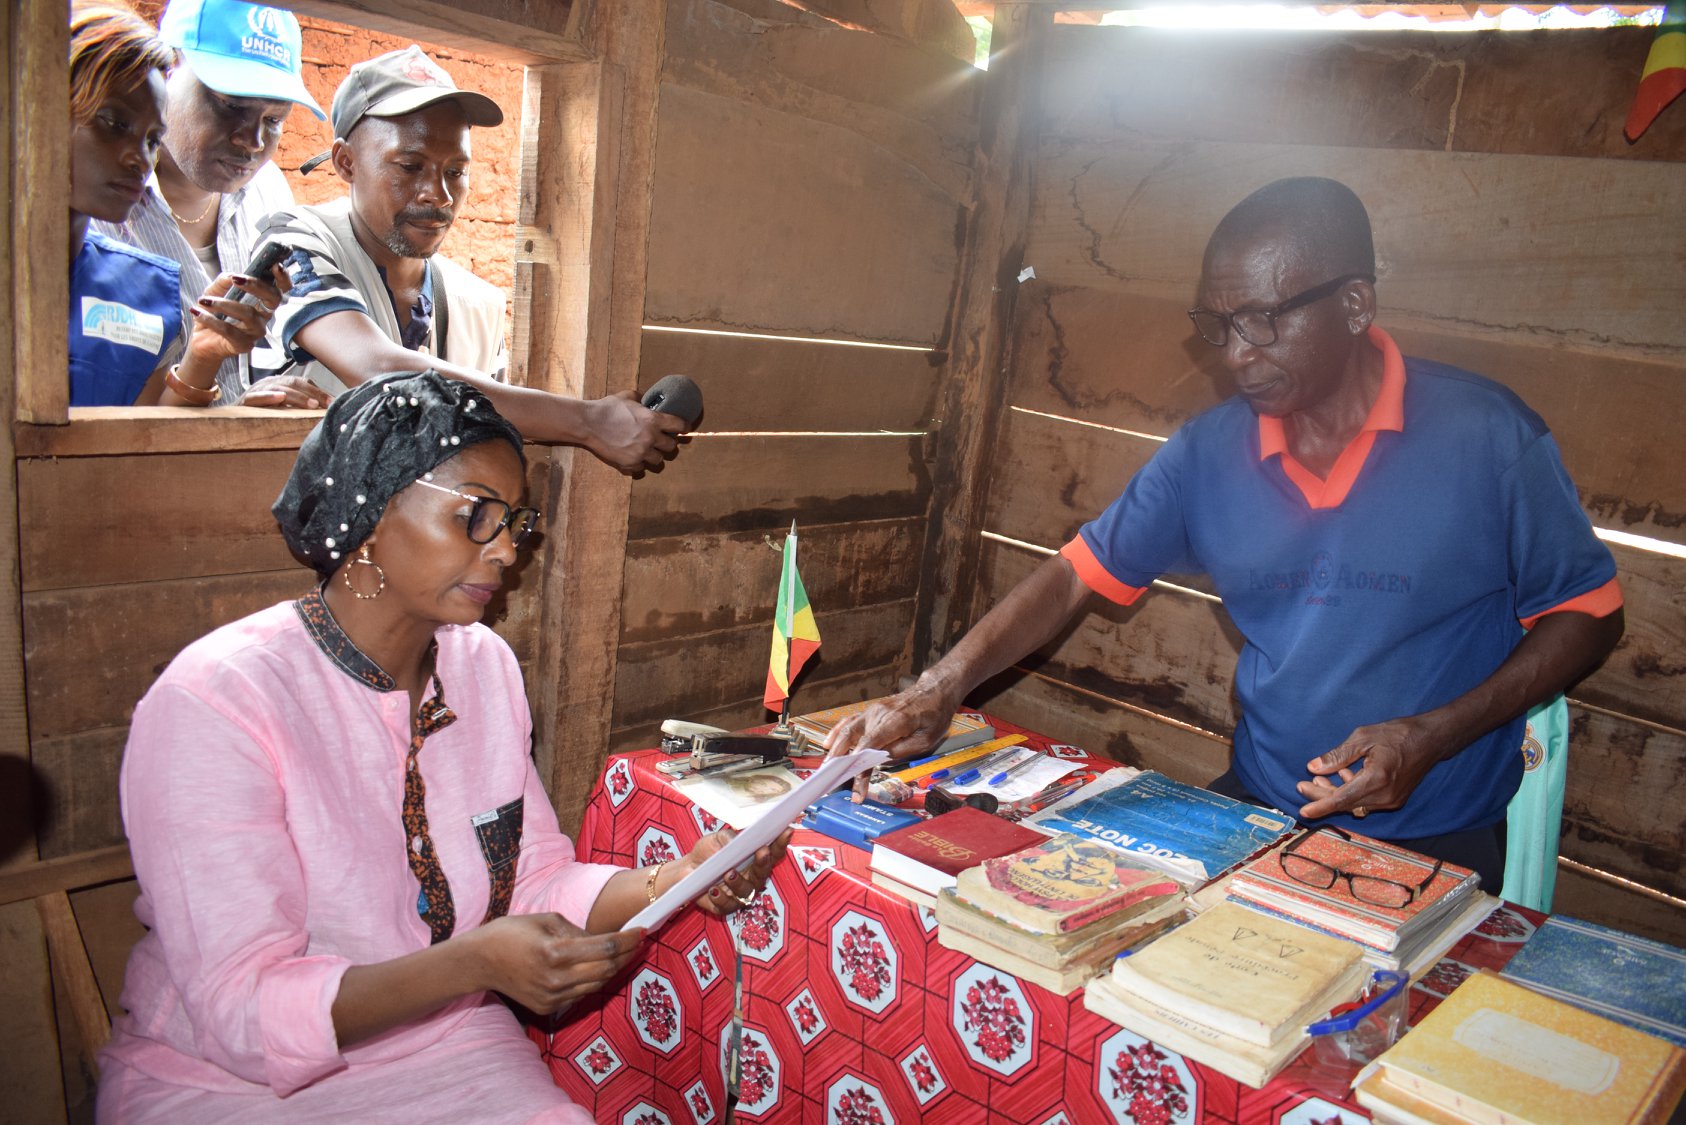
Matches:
[293,586,397,690]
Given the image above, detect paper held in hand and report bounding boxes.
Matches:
[621,748,888,932]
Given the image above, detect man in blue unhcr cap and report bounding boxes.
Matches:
[94,0,332,408]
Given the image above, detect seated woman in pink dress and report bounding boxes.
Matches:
[99,371,788,1122]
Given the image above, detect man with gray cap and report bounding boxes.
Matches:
[255,46,684,472]
[94,0,329,408]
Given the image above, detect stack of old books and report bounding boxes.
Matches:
[1026,769,1295,886]
[868,805,1046,908]
[1085,900,1369,1087]
[790,698,993,756]
[1354,969,1686,1124]
[933,832,1185,994]
[1226,827,1491,974]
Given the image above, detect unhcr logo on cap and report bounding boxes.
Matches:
[240,6,295,68]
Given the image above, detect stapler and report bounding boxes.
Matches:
[654,719,813,779]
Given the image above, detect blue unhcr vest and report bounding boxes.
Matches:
[70,231,183,406]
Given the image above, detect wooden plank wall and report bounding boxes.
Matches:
[968,26,1686,942]
[605,0,978,752]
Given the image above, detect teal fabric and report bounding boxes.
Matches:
[1501,696,1569,912]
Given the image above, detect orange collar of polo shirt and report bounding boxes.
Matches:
[1257,326,1405,510]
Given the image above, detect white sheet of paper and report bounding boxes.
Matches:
[937,747,1080,802]
[621,748,888,932]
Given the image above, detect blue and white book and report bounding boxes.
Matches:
[1025,770,1294,885]
[1500,914,1686,1047]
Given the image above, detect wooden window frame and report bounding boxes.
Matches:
[12,0,593,459]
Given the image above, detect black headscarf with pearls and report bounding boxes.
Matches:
[274,371,524,576]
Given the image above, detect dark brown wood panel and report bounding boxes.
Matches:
[1006,284,1686,540]
[667,0,977,199]
[621,517,924,644]
[979,541,1243,735]
[21,570,312,741]
[71,880,143,1021]
[1040,26,1686,162]
[970,667,1233,786]
[713,0,977,64]
[1573,545,1686,732]
[607,663,903,755]
[612,599,914,729]
[982,405,1160,550]
[626,434,932,539]
[30,727,126,860]
[637,329,942,434]
[644,82,965,345]
[18,451,300,592]
[1552,864,1686,948]
[1560,706,1686,899]
[1029,142,1686,357]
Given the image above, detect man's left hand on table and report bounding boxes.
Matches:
[1296,713,1453,820]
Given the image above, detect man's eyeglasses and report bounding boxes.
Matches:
[1188,273,1374,348]
[412,478,541,548]
[1279,825,1442,910]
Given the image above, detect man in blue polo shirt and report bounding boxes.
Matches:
[827,177,1623,889]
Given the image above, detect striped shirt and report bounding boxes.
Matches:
[92,162,295,403]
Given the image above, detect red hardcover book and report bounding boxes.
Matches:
[868,807,1046,896]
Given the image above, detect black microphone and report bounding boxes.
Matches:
[640,374,703,428]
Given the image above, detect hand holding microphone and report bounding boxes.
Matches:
[582,375,704,475]
[640,374,703,428]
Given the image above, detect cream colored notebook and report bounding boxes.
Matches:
[1366,970,1686,1125]
[1109,900,1366,1046]
[1086,974,1310,1089]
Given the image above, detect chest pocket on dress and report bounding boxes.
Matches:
[472,797,524,924]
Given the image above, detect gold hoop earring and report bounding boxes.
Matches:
[344,544,386,600]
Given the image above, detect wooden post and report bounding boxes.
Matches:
[2,1,71,1115]
[911,2,1049,671]
[515,1,665,835]
[11,0,68,424]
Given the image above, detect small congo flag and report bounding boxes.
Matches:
[1626,1,1686,141]
[764,521,821,713]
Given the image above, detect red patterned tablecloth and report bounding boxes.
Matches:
[530,716,1544,1124]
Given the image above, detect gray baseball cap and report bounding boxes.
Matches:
[300,45,502,173]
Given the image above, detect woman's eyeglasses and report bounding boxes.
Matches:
[1279,825,1442,909]
[412,478,541,548]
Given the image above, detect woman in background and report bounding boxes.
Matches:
[69,1,283,406]
[99,372,787,1122]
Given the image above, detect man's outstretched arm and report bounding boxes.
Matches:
[826,554,1097,762]
[294,311,686,474]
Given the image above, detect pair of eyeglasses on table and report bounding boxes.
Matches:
[1279,823,1444,908]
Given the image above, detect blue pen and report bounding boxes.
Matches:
[949,766,984,785]
[988,752,1042,787]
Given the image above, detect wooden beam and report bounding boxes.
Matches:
[36,891,111,1075]
[519,1,665,835]
[14,409,320,458]
[273,0,591,64]
[913,1,1049,669]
